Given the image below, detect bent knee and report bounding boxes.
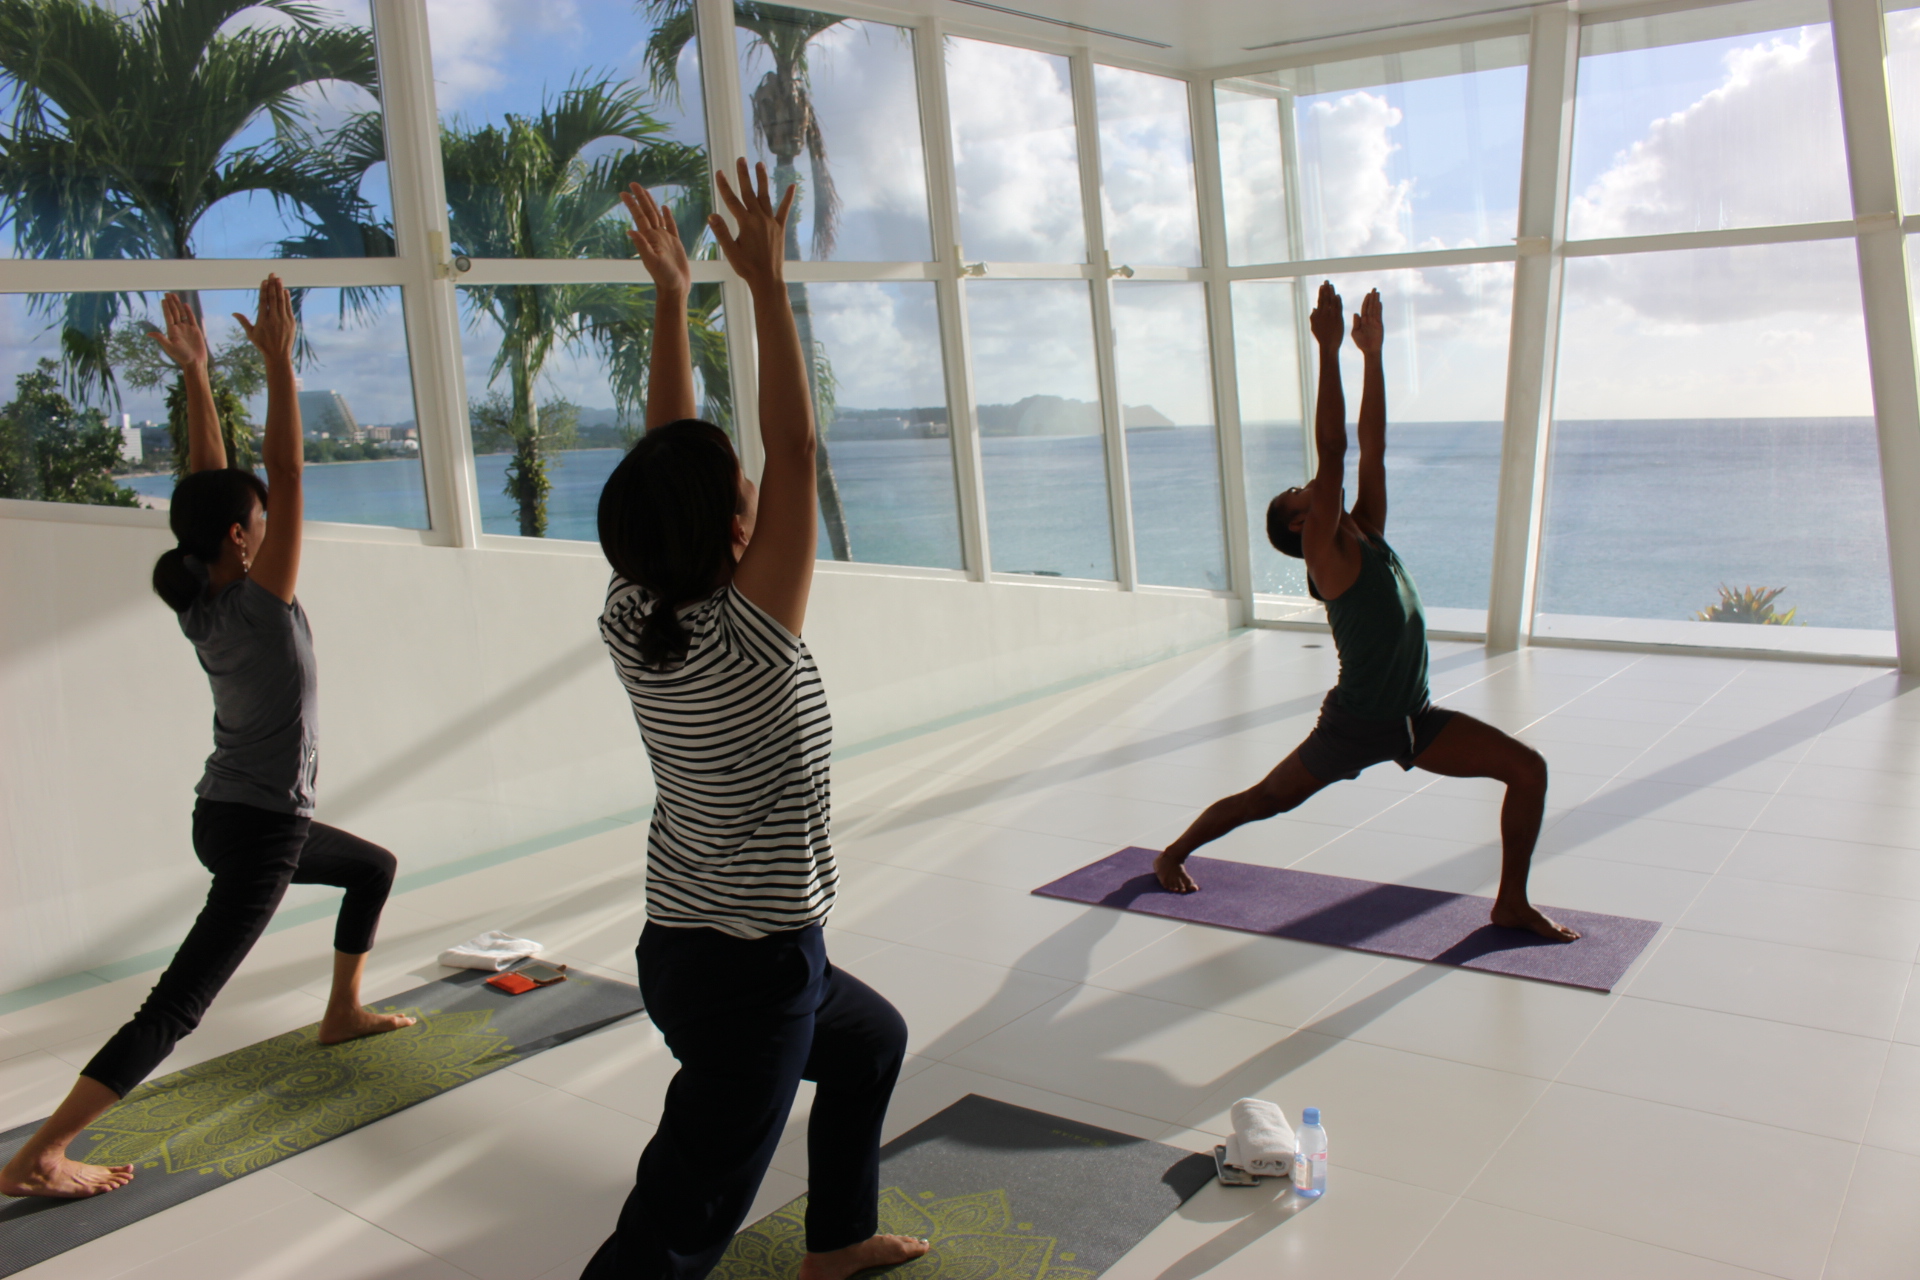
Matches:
[1511,746,1548,793]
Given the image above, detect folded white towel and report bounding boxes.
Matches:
[1230,1097,1295,1177]
[438,931,543,971]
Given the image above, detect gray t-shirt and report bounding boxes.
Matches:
[179,576,319,815]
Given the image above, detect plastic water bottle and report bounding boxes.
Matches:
[1293,1107,1327,1198]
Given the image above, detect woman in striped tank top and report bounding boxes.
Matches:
[583,163,926,1280]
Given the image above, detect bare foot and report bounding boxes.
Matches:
[1155,850,1199,894]
[1491,899,1580,942]
[799,1235,930,1280]
[0,1149,135,1199]
[317,1008,416,1046]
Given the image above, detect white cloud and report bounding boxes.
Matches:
[1111,283,1211,425]
[1569,28,1851,241]
[945,38,1085,263]
[1215,89,1287,265]
[803,282,943,409]
[1094,65,1201,268]
[964,280,1098,409]
[1300,91,1411,258]
[427,0,583,112]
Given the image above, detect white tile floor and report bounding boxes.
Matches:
[8,631,1920,1279]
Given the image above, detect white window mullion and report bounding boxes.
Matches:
[1831,0,1920,672]
[695,0,763,482]
[1069,50,1137,591]
[1486,6,1579,652]
[918,18,992,580]
[1191,73,1254,615]
[370,0,479,549]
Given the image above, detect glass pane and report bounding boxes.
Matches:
[434,1,709,260]
[0,289,425,528]
[1888,2,1920,200]
[1539,240,1893,654]
[945,37,1086,263]
[458,282,730,540]
[737,6,932,262]
[1217,36,1528,264]
[1569,1,1848,239]
[1319,263,1511,621]
[1231,280,1308,596]
[965,281,1112,579]
[797,282,960,569]
[1112,283,1225,588]
[0,0,390,261]
[1094,65,1201,267]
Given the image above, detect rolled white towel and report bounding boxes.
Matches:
[1229,1097,1295,1178]
[438,930,543,971]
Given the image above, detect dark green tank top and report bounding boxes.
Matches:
[1322,535,1430,720]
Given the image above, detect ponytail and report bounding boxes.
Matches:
[150,468,270,612]
[597,420,742,669]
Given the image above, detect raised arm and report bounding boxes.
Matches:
[1349,288,1387,538]
[621,182,697,429]
[1301,281,1359,595]
[232,276,303,604]
[709,160,814,636]
[148,293,223,473]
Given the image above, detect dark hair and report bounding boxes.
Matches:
[597,419,742,668]
[151,468,269,611]
[1266,492,1304,560]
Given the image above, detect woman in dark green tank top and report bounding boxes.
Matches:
[1153,282,1582,947]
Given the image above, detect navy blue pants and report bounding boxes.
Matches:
[583,922,908,1280]
[82,799,396,1098]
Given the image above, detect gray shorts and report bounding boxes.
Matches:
[1296,690,1456,783]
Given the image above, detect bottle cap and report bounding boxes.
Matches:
[1303,1107,1320,1125]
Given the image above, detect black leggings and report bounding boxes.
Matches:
[82,798,396,1098]
[583,922,907,1280]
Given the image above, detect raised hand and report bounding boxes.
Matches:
[621,182,691,296]
[233,274,296,366]
[146,293,209,372]
[708,158,795,293]
[1308,280,1344,349]
[1350,288,1383,355]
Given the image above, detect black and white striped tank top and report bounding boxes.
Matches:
[600,575,835,938]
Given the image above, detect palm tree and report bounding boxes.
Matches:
[441,76,724,536]
[0,0,389,400]
[642,0,855,561]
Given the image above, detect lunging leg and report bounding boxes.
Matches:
[1156,750,1333,892]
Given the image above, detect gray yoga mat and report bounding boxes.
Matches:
[1035,847,1660,992]
[714,1094,1214,1280]
[0,968,644,1277]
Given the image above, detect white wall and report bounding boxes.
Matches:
[0,503,1236,990]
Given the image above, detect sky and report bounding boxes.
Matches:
[6,5,1919,435]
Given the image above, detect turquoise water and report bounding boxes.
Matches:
[121,418,1898,632]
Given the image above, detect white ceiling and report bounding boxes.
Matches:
[882,0,1660,71]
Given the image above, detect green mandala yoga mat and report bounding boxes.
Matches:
[0,968,644,1277]
[715,1095,1215,1280]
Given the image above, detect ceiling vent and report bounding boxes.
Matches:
[948,1,1172,49]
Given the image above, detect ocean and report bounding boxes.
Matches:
[121,418,1897,633]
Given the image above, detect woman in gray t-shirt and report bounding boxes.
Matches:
[0,279,415,1202]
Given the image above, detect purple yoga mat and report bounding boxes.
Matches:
[1034,847,1661,992]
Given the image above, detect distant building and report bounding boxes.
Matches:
[297,390,361,441]
[118,413,140,463]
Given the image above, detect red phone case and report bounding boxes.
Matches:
[486,971,538,995]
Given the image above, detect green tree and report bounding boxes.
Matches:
[643,0,856,560]
[442,77,726,536]
[0,359,138,505]
[0,0,390,400]
[107,322,262,476]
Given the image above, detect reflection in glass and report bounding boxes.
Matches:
[1111,284,1225,589]
[797,282,960,569]
[1540,240,1892,643]
[436,0,709,259]
[1568,2,1849,239]
[9,288,427,528]
[945,38,1086,263]
[1886,3,1920,202]
[1216,37,1527,265]
[1320,263,1510,616]
[1094,65,1202,267]
[965,282,1113,579]
[1231,281,1308,597]
[737,6,932,261]
[458,282,729,540]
